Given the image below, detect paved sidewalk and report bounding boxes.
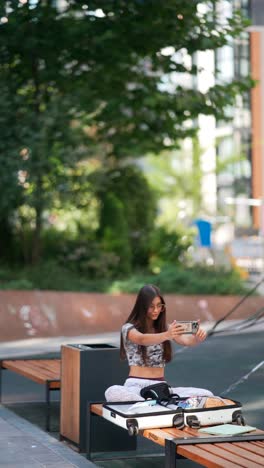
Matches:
[0,333,119,359]
[1,318,264,360]
[0,405,95,468]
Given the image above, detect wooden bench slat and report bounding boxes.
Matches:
[40,359,61,366]
[216,442,264,465]
[3,361,50,385]
[141,426,243,468]
[141,428,171,447]
[23,362,60,381]
[164,427,257,467]
[253,441,264,448]
[179,423,264,465]
[17,365,58,381]
[166,426,264,467]
[90,403,103,416]
[2,360,61,386]
[204,443,263,467]
[12,364,59,382]
[17,359,61,377]
[236,442,264,455]
[177,444,242,468]
[26,360,60,374]
[48,381,60,389]
[3,359,60,368]
[33,359,60,370]
[4,359,61,377]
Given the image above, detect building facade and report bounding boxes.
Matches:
[195,0,264,236]
[249,0,264,231]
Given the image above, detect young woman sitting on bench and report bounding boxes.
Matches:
[105,284,213,402]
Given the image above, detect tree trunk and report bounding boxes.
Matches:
[0,216,13,262]
[31,206,42,265]
[31,176,43,265]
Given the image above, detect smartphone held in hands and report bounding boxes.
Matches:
[177,321,199,334]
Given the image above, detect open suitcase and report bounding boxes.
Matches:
[102,397,244,436]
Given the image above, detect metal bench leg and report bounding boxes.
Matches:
[46,382,50,432]
[165,439,177,468]
[86,402,92,460]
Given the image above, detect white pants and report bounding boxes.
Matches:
[105,378,213,402]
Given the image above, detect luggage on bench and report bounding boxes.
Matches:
[177,396,245,430]
[102,396,244,436]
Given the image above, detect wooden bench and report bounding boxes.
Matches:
[89,403,264,467]
[0,359,61,432]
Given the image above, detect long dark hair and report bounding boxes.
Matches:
[120,284,172,364]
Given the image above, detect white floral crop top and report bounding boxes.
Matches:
[121,323,165,368]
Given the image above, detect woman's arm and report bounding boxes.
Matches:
[173,322,207,347]
[127,322,180,346]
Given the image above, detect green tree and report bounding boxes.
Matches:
[96,165,156,267]
[142,140,204,230]
[98,192,132,274]
[0,0,252,264]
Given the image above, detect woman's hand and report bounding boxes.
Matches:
[167,321,186,339]
[171,319,207,346]
[195,325,207,342]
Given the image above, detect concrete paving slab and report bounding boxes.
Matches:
[0,406,95,467]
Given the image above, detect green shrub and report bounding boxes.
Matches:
[0,278,33,290]
[108,265,248,295]
[0,261,108,292]
[59,240,120,279]
[149,227,193,270]
[0,261,249,295]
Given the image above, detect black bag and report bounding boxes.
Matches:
[140,382,173,400]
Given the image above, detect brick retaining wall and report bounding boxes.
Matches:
[0,290,262,342]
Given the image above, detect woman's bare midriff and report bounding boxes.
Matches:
[128,365,165,379]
